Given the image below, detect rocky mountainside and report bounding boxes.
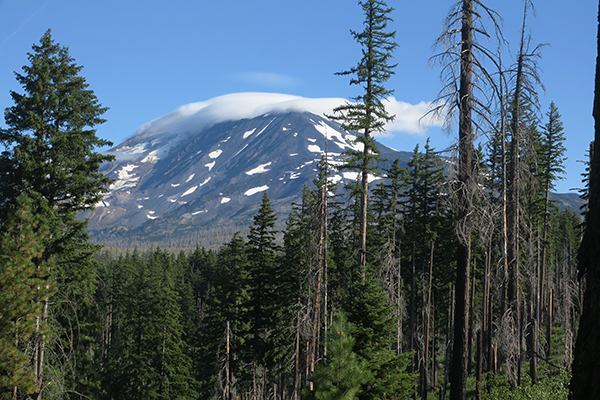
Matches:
[86,100,412,248]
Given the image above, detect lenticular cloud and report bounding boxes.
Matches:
[129,92,442,141]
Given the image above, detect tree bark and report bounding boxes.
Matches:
[570,6,600,393]
[449,1,474,399]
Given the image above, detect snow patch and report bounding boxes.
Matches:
[209,149,223,159]
[109,164,140,191]
[308,144,322,153]
[205,161,216,171]
[342,171,382,183]
[181,186,198,197]
[244,185,269,196]
[199,177,212,187]
[255,118,276,137]
[243,128,256,139]
[245,162,272,175]
[221,197,231,204]
[192,210,206,215]
[171,183,180,187]
[307,138,317,143]
[141,150,160,163]
[234,144,249,157]
[289,153,298,156]
[329,174,343,184]
[186,173,195,182]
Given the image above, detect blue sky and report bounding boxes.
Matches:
[0,0,596,193]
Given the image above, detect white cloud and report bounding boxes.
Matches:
[383,97,444,135]
[126,93,444,143]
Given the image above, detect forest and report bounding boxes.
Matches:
[1,0,600,399]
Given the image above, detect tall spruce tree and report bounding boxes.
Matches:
[329,0,398,283]
[0,30,114,399]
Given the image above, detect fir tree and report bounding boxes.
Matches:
[345,271,414,400]
[198,234,251,399]
[103,251,195,400]
[305,313,370,400]
[0,30,114,398]
[329,0,398,282]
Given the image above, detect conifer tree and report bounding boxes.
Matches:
[103,251,195,400]
[0,194,53,398]
[246,191,298,397]
[198,234,251,399]
[344,271,413,400]
[0,30,114,398]
[329,0,398,283]
[305,313,370,400]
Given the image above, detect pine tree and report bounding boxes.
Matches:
[0,30,114,398]
[329,0,398,283]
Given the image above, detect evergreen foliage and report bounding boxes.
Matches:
[0,30,115,398]
[329,0,398,280]
[304,313,369,400]
[0,194,53,398]
[0,5,591,400]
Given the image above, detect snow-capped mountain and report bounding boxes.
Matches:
[85,93,413,247]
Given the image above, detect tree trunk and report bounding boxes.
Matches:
[32,299,49,400]
[546,288,553,358]
[449,1,474,399]
[441,285,455,400]
[422,241,434,400]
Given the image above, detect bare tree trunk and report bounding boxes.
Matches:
[360,167,368,284]
[483,242,492,372]
[506,2,530,386]
[546,288,553,358]
[410,240,417,373]
[449,2,474,399]
[476,330,482,400]
[441,285,455,400]
[422,241,434,400]
[225,321,231,400]
[32,299,49,400]
[294,314,300,400]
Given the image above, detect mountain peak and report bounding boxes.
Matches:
[87,104,412,248]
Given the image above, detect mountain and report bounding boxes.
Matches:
[85,94,413,248]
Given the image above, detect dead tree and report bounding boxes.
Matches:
[570,3,600,398]
[430,1,502,398]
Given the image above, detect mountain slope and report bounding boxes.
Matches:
[86,106,412,248]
